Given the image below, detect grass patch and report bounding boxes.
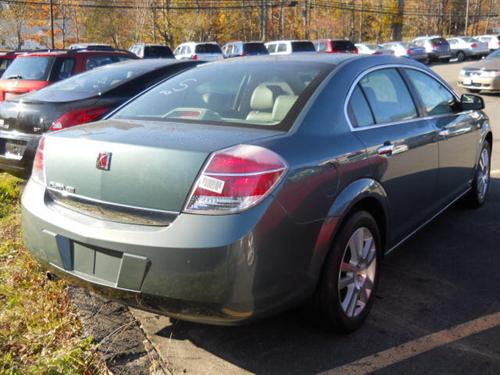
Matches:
[0,173,105,374]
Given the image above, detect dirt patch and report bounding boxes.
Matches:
[68,286,166,375]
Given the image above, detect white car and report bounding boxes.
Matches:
[355,43,394,55]
[265,40,316,55]
[447,37,489,61]
[174,42,223,61]
[474,34,500,51]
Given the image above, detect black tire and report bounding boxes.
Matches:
[456,51,466,62]
[313,211,381,333]
[465,141,491,208]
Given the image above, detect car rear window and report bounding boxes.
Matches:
[0,58,11,71]
[113,61,331,130]
[144,46,174,58]
[195,44,222,54]
[291,41,316,52]
[332,41,355,50]
[27,63,152,102]
[243,43,268,54]
[1,56,52,80]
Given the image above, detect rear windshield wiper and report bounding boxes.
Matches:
[6,74,23,79]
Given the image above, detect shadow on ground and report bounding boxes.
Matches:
[149,179,500,375]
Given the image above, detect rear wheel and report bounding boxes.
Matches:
[466,141,491,207]
[313,211,381,333]
[456,51,466,62]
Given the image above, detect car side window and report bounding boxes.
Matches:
[404,69,456,116]
[52,58,75,81]
[359,68,417,124]
[85,56,115,71]
[277,43,287,53]
[348,85,374,127]
[267,44,276,53]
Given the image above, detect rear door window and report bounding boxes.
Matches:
[404,69,455,116]
[51,57,75,81]
[332,41,355,51]
[348,85,374,127]
[359,68,417,124]
[2,56,53,80]
[195,44,222,54]
[243,43,268,54]
[144,46,174,58]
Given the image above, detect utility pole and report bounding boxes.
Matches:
[303,0,309,39]
[464,0,470,36]
[49,0,55,49]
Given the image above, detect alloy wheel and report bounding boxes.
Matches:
[338,227,377,318]
[477,147,490,202]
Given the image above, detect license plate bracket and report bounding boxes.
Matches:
[4,141,26,160]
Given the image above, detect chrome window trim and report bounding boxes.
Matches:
[47,187,178,215]
[344,64,461,132]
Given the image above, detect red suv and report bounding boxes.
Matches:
[314,39,358,54]
[0,47,136,101]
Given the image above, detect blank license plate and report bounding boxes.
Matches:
[5,141,26,160]
[463,78,472,85]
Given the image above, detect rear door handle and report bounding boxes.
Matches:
[377,143,409,157]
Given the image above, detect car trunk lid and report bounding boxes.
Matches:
[44,119,282,215]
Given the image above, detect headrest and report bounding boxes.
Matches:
[250,84,275,111]
[272,95,298,122]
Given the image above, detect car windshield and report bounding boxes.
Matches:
[113,61,330,130]
[144,46,174,58]
[244,43,268,53]
[27,62,152,101]
[291,42,316,52]
[462,37,477,43]
[486,49,500,59]
[195,44,222,54]
[1,56,52,80]
[365,44,380,50]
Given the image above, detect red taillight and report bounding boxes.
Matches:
[185,145,287,214]
[191,54,198,60]
[471,43,477,48]
[353,47,358,54]
[49,106,109,131]
[240,52,247,57]
[32,136,46,184]
[406,49,413,55]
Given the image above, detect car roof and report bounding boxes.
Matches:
[99,58,193,70]
[15,49,134,57]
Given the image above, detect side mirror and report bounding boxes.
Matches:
[460,93,485,111]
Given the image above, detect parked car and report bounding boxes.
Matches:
[474,34,500,51]
[0,48,137,101]
[265,40,316,55]
[355,43,393,55]
[174,42,223,61]
[411,36,452,63]
[21,54,492,332]
[457,48,500,93]
[447,37,489,62]
[222,41,269,58]
[380,42,428,63]
[129,43,175,59]
[314,39,358,54]
[0,59,201,178]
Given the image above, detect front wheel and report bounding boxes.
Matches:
[465,141,491,207]
[456,51,466,62]
[313,211,381,333]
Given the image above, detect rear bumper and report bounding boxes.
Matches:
[22,180,322,324]
[0,131,40,178]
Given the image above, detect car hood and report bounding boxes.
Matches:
[463,58,500,70]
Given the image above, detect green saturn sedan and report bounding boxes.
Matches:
[21,54,492,332]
